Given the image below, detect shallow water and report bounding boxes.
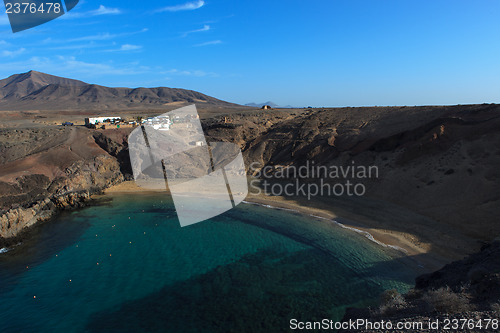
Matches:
[0,194,421,332]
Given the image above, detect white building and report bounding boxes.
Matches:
[85,117,122,127]
[144,115,171,131]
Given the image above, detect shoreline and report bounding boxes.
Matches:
[242,199,408,253]
[103,181,450,271]
[242,196,448,271]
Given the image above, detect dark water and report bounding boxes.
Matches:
[0,194,420,332]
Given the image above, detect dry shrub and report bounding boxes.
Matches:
[422,286,471,314]
[491,303,500,316]
[378,289,406,316]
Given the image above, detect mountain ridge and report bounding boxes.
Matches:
[0,71,239,110]
[245,101,295,108]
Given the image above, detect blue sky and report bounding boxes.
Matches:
[1,0,500,107]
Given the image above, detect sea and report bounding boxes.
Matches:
[0,194,422,332]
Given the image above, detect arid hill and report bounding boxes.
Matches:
[2,103,499,262]
[202,104,500,261]
[0,71,239,111]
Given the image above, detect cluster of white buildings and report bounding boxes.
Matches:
[84,113,200,130]
[143,115,171,131]
[85,116,122,127]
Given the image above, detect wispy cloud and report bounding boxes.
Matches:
[62,5,122,19]
[92,5,121,15]
[156,0,205,13]
[48,42,103,51]
[1,48,26,57]
[120,44,142,51]
[105,44,143,52]
[59,56,145,75]
[0,55,148,76]
[48,28,148,44]
[182,24,210,37]
[0,13,9,26]
[0,56,220,88]
[70,32,117,42]
[194,40,222,47]
[162,68,218,77]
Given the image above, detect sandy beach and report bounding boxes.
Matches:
[104,180,451,271]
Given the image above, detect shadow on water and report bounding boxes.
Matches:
[221,206,425,285]
[0,198,115,295]
[0,193,427,332]
[86,247,388,333]
[84,252,433,333]
[358,252,442,283]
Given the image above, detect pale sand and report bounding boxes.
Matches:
[242,195,449,271]
[104,181,450,271]
[104,181,164,193]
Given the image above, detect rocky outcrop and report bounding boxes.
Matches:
[92,131,133,179]
[0,191,91,242]
[415,240,500,303]
[340,241,500,332]
[0,144,124,246]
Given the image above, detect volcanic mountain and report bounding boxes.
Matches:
[0,71,238,110]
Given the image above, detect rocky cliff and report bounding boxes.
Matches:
[341,241,500,332]
[2,103,500,262]
[0,127,125,247]
[202,104,500,260]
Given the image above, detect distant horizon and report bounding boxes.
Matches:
[1,69,499,109]
[1,1,500,107]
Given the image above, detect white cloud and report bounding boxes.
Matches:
[2,48,26,57]
[104,44,143,52]
[120,44,142,51]
[0,56,219,86]
[49,42,102,50]
[194,40,222,47]
[182,24,210,37]
[59,56,139,75]
[156,0,205,13]
[92,5,121,15]
[69,33,117,42]
[44,28,148,45]
[62,5,122,19]
[0,56,150,78]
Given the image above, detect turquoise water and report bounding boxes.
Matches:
[0,194,420,332]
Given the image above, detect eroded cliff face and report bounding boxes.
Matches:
[0,127,125,245]
[203,104,500,257]
[0,155,123,244]
[1,104,500,251]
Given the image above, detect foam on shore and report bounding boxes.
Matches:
[242,200,408,255]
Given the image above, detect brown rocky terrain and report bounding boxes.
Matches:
[341,240,500,332]
[202,104,500,262]
[1,103,499,260]
[1,71,499,326]
[0,126,125,247]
